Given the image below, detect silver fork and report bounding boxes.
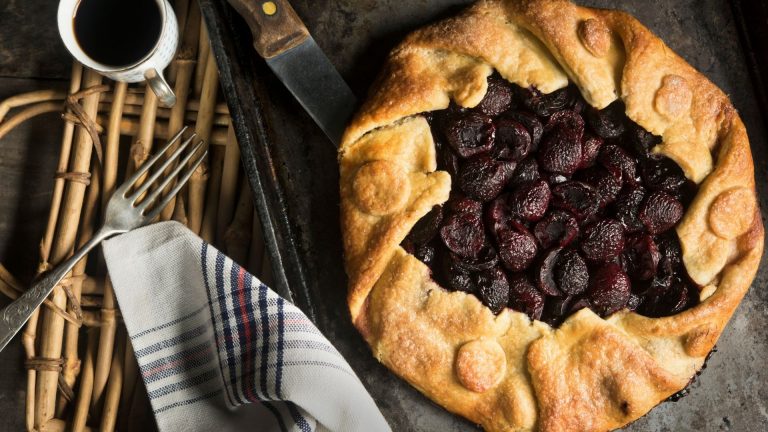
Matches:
[0,127,207,353]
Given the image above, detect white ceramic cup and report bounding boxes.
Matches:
[57,0,179,107]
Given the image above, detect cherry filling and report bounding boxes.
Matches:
[401,75,699,326]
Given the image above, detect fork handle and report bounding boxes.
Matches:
[0,227,114,353]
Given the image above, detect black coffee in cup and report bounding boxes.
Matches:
[73,0,163,67]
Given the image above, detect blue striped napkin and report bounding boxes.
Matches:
[103,221,390,432]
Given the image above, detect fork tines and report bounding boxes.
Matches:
[117,126,207,219]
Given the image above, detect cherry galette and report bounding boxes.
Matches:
[339,1,763,430]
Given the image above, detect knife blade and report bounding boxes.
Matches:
[226,0,356,146]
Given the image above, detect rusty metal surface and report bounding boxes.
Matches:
[205,0,768,430]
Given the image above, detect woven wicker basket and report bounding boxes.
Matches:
[0,1,269,430]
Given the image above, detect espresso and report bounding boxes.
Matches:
[73,0,162,67]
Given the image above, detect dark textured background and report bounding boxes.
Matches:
[0,0,766,430]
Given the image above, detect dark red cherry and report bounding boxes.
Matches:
[538,128,583,176]
[476,75,515,116]
[585,101,626,139]
[626,293,642,311]
[551,181,600,221]
[645,266,675,299]
[520,86,574,117]
[547,173,569,185]
[656,233,683,271]
[640,156,687,194]
[476,267,510,314]
[613,186,646,233]
[506,111,543,151]
[443,112,495,158]
[581,219,625,262]
[639,191,684,234]
[536,247,563,296]
[447,195,483,216]
[676,180,698,207]
[662,281,693,315]
[587,263,631,316]
[509,179,551,222]
[439,212,485,258]
[542,296,574,325]
[408,205,444,245]
[412,243,436,265]
[639,279,693,317]
[545,110,585,136]
[572,98,587,114]
[402,238,416,255]
[508,157,541,188]
[447,271,475,293]
[555,249,589,295]
[485,195,514,239]
[623,234,660,281]
[576,166,621,207]
[533,210,579,249]
[437,143,461,178]
[498,227,538,272]
[452,245,499,273]
[485,198,530,248]
[495,117,532,161]
[508,273,545,320]
[569,298,591,314]
[625,122,660,158]
[598,143,638,185]
[580,134,603,168]
[439,255,476,293]
[458,154,515,201]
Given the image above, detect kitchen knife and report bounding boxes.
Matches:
[226,0,356,146]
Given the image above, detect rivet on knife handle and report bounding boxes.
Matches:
[228,0,310,59]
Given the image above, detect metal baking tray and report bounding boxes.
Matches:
[199,0,768,430]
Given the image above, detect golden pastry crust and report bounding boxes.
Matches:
[338,1,764,430]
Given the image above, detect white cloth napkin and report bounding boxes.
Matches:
[102,221,390,432]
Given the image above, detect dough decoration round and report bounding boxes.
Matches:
[708,187,757,240]
[455,339,507,393]
[351,160,411,216]
[338,1,764,430]
[577,18,611,58]
[654,74,693,120]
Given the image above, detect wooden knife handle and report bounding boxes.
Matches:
[227,0,310,59]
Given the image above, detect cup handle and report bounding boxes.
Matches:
[144,68,177,108]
